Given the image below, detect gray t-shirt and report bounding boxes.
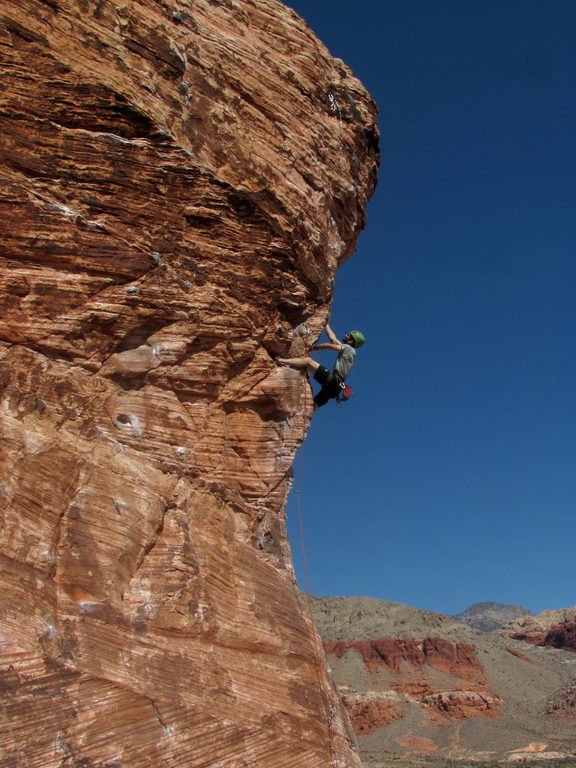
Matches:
[333,343,356,380]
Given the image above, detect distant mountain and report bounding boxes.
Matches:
[453,601,533,631]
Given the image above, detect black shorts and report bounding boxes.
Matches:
[313,365,331,385]
[313,366,341,407]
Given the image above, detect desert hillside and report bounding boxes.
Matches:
[311,595,576,765]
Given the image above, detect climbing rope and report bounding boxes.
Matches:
[293,442,338,766]
[295,444,312,597]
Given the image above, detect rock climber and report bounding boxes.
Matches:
[276,323,365,408]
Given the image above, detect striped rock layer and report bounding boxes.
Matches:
[0,1,379,766]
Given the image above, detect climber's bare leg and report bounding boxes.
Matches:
[276,356,320,376]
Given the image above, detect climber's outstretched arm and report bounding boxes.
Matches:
[312,343,340,352]
[325,323,342,347]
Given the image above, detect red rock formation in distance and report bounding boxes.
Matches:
[326,636,487,681]
[507,608,576,653]
[0,0,379,765]
[342,698,407,736]
[325,636,501,731]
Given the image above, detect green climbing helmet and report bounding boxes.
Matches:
[349,330,365,348]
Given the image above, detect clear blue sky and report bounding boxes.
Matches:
[284,0,576,616]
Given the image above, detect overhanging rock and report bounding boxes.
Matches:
[0,1,379,765]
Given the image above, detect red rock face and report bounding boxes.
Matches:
[418,690,501,721]
[326,637,487,683]
[342,698,407,735]
[0,0,378,765]
[509,621,576,652]
[325,637,501,725]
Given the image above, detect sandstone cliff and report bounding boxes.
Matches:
[0,1,379,765]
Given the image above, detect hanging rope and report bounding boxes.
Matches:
[295,443,312,597]
[293,441,338,766]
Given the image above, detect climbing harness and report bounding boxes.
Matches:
[333,372,352,406]
[336,382,353,405]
